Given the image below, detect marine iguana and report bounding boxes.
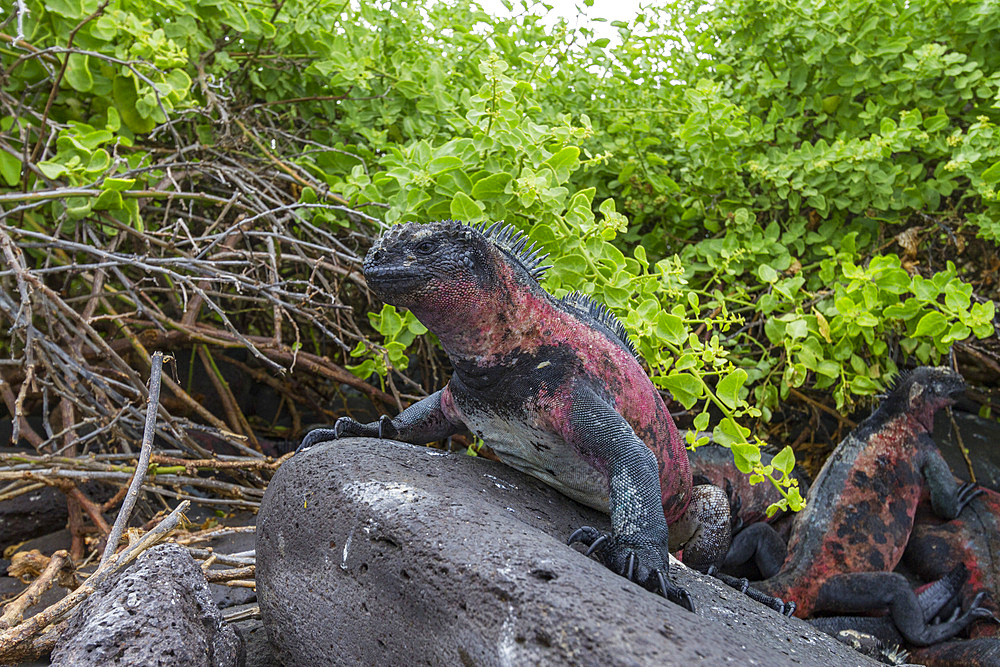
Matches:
[736,367,991,645]
[689,442,810,579]
[298,220,744,612]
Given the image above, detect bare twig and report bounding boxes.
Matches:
[100,351,166,568]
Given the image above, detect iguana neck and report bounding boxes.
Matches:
[408,262,554,370]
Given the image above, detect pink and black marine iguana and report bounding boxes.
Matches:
[732,367,992,645]
[298,220,748,612]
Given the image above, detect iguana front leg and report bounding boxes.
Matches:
[562,388,693,611]
[919,435,982,519]
[297,388,462,452]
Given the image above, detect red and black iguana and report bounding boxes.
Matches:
[298,220,775,612]
[727,367,992,646]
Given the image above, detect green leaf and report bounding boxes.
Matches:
[449,192,485,223]
[427,156,462,175]
[65,54,93,92]
[93,189,124,210]
[37,161,68,179]
[913,311,947,338]
[716,369,747,410]
[653,312,687,345]
[757,264,778,283]
[771,445,795,476]
[731,442,761,474]
[543,146,580,177]
[102,177,136,192]
[923,114,949,132]
[692,411,710,431]
[660,372,703,409]
[471,173,512,199]
[0,152,21,186]
[113,76,157,134]
[981,160,1000,185]
[45,0,83,18]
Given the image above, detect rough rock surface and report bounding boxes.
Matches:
[232,613,281,667]
[51,543,244,667]
[257,437,878,666]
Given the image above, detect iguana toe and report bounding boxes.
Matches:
[296,428,339,453]
[375,414,397,439]
[955,481,984,513]
[657,571,694,612]
[568,525,692,611]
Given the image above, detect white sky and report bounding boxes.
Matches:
[476,0,645,41]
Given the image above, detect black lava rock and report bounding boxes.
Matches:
[256,437,878,666]
[51,543,243,667]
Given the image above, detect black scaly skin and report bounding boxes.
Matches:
[809,562,978,656]
[297,220,760,612]
[744,367,992,646]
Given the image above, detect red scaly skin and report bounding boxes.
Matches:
[905,485,1000,640]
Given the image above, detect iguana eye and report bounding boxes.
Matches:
[415,240,436,255]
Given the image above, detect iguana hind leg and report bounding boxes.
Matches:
[813,570,994,646]
[722,522,787,580]
[809,563,974,648]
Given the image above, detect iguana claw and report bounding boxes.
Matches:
[955,481,983,514]
[295,427,339,453]
[568,525,694,612]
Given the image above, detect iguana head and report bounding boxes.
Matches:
[363,221,549,303]
[884,366,965,431]
[363,220,496,308]
[362,220,551,353]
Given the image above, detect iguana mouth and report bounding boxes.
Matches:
[364,265,424,290]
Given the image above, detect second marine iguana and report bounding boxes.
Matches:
[738,367,991,645]
[298,220,745,612]
[688,442,811,579]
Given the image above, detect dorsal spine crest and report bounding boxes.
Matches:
[559,291,640,360]
[467,220,553,281]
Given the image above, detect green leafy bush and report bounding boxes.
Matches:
[3,0,998,514]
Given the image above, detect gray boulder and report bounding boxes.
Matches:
[51,543,243,666]
[257,437,877,666]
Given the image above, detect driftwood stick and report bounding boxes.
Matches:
[60,484,111,536]
[99,351,165,568]
[203,565,255,583]
[0,550,70,630]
